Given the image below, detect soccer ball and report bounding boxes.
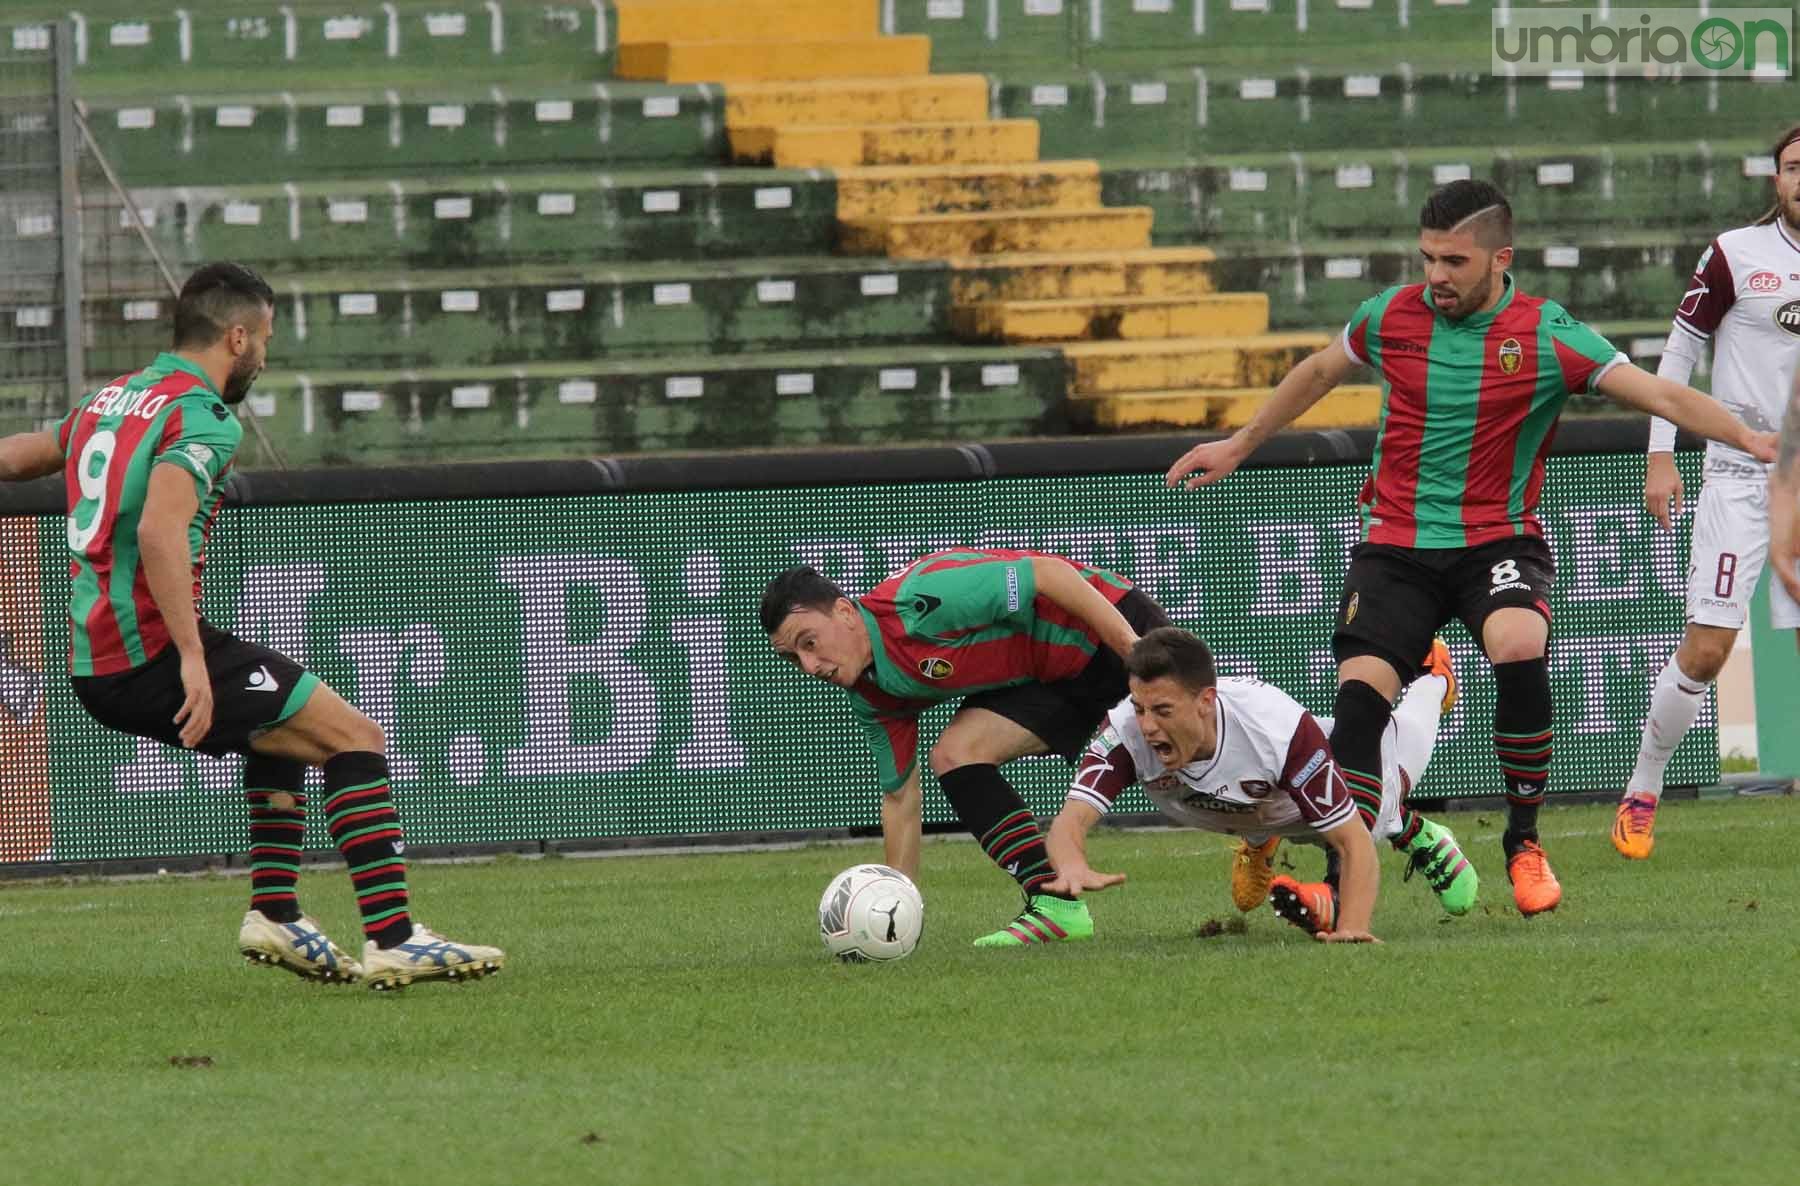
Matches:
[818,864,924,962]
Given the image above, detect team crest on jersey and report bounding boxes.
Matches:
[1344,593,1359,624]
[1748,271,1783,294]
[918,657,954,680]
[1497,337,1523,376]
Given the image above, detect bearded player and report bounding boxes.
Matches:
[1044,628,1471,943]
[761,549,1167,947]
[0,262,502,989]
[1167,179,1777,917]
[1620,125,1800,857]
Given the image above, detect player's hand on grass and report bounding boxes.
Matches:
[1314,930,1381,944]
[1165,434,1249,490]
[1041,865,1126,898]
[174,650,213,748]
[1644,452,1684,530]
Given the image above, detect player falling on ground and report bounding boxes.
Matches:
[1620,125,1800,858]
[0,262,502,990]
[1165,179,1777,917]
[761,549,1168,946]
[1043,628,1470,943]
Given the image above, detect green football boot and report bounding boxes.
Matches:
[1403,818,1479,916]
[972,893,1094,947]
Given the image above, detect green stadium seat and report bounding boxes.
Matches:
[253,259,948,369]
[235,343,1066,461]
[84,84,725,185]
[118,168,835,269]
[60,4,614,96]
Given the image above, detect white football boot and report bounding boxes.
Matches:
[238,910,363,985]
[361,923,505,991]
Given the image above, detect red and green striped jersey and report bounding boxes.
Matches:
[846,549,1133,791]
[56,353,243,675]
[1341,277,1626,548]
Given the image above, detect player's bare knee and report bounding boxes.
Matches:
[926,739,966,777]
[1675,633,1733,683]
[1485,637,1546,665]
[346,713,386,754]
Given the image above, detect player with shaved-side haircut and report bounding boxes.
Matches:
[1166,179,1777,921]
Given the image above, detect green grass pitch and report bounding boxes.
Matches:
[4,795,1798,1186]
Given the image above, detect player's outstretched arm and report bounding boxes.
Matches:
[0,431,64,483]
[1165,338,1360,490]
[1772,369,1800,606]
[880,768,923,881]
[1595,366,1777,462]
[1315,815,1381,944]
[1042,800,1126,898]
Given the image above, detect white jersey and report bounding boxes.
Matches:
[1656,221,1800,476]
[1069,678,1356,838]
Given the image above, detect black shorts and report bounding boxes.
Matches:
[1332,536,1555,682]
[961,587,1172,761]
[72,622,323,758]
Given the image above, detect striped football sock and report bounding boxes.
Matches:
[322,751,412,948]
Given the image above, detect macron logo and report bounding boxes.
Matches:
[245,666,281,694]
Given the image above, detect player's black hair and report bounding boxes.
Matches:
[759,566,848,634]
[1125,627,1217,694]
[1419,179,1513,248]
[172,261,275,349]
[1754,124,1800,226]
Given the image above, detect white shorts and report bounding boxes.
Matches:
[1686,478,1800,631]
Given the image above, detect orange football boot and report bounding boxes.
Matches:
[1611,794,1658,860]
[1506,839,1563,915]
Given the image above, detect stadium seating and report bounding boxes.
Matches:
[5,1,1754,455]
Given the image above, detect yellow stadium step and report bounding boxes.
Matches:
[615,0,880,45]
[618,36,931,83]
[833,161,1101,220]
[724,75,990,131]
[732,120,1040,168]
[952,293,1268,344]
[948,248,1219,303]
[840,207,1154,258]
[1063,333,1331,394]
[1069,385,1384,431]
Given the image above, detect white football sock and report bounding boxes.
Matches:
[1628,656,1710,800]
[1392,674,1447,789]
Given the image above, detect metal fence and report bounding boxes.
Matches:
[0,21,81,436]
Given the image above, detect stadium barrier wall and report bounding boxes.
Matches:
[0,423,1717,867]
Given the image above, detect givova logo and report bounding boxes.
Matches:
[1493,8,1792,77]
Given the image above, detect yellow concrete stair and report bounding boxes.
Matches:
[840,207,1154,258]
[1070,385,1383,431]
[834,162,1100,220]
[618,36,931,83]
[948,248,1219,303]
[724,75,990,130]
[614,0,880,44]
[1063,333,1332,393]
[954,293,1268,344]
[732,120,1040,168]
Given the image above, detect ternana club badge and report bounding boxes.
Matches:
[1498,337,1523,375]
[918,657,954,679]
